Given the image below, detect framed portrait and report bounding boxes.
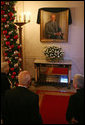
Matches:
[40,9,69,42]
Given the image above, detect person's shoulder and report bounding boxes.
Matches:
[1,72,6,75]
[5,87,16,94]
[1,73,9,83]
[28,89,38,97]
[69,93,77,101]
[6,87,22,96]
[69,91,82,102]
[1,72,7,77]
[77,88,84,95]
[45,21,51,25]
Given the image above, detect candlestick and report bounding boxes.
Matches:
[15,22,26,70]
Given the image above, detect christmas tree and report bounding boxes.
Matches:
[1,1,22,87]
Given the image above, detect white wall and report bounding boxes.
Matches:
[15,1,84,79]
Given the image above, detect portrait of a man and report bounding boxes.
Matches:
[40,10,69,42]
[45,14,63,39]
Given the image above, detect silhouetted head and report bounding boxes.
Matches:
[1,61,9,74]
[73,74,84,89]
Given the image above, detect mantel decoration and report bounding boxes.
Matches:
[44,46,64,62]
[1,1,22,87]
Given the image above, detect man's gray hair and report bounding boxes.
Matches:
[1,61,9,73]
[18,71,31,85]
[73,74,84,89]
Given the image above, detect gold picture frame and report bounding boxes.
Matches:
[40,9,69,42]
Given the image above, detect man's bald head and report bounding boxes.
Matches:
[50,14,56,21]
[73,74,84,89]
[18,71,31,86]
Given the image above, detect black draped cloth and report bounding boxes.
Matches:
[37,8,72,25]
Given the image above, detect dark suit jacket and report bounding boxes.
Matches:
[45,21,62,39]
[66,89,84,124]
[1,72,10,96]
[1,73,10,118]
[3,86,42,124]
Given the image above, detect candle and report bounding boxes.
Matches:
[21,13,24,22]
[28,14,30,22]
[27,12,31,22]
[16,15,18,22]
[24,14,26,22]
[19,15,21,22]
[15,6,18,22]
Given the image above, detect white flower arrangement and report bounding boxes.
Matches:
[44,46,64,61]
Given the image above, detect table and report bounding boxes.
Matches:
[34,59,72,88]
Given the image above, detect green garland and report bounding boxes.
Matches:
[1,1,22,87]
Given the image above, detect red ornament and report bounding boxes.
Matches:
[1,10,5,15]
[12,72,16,75]
[8,12,13,17]
[14,35,18,39]
[18,45,21,49]
[1,18,6,22]
[11,75,15,79]
[1,1,5,5]
[3,30,7,35]
[6,41,10,46]
[18,53,21,57]
[10,18,12,21]
[4,53,8,56]
[15,83,19,87]
[10,68,14,71]
[10,45,14,49]
[6,35,10,39]
[8,60,11,64]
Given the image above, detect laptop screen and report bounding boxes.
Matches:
[60,75,68,83]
